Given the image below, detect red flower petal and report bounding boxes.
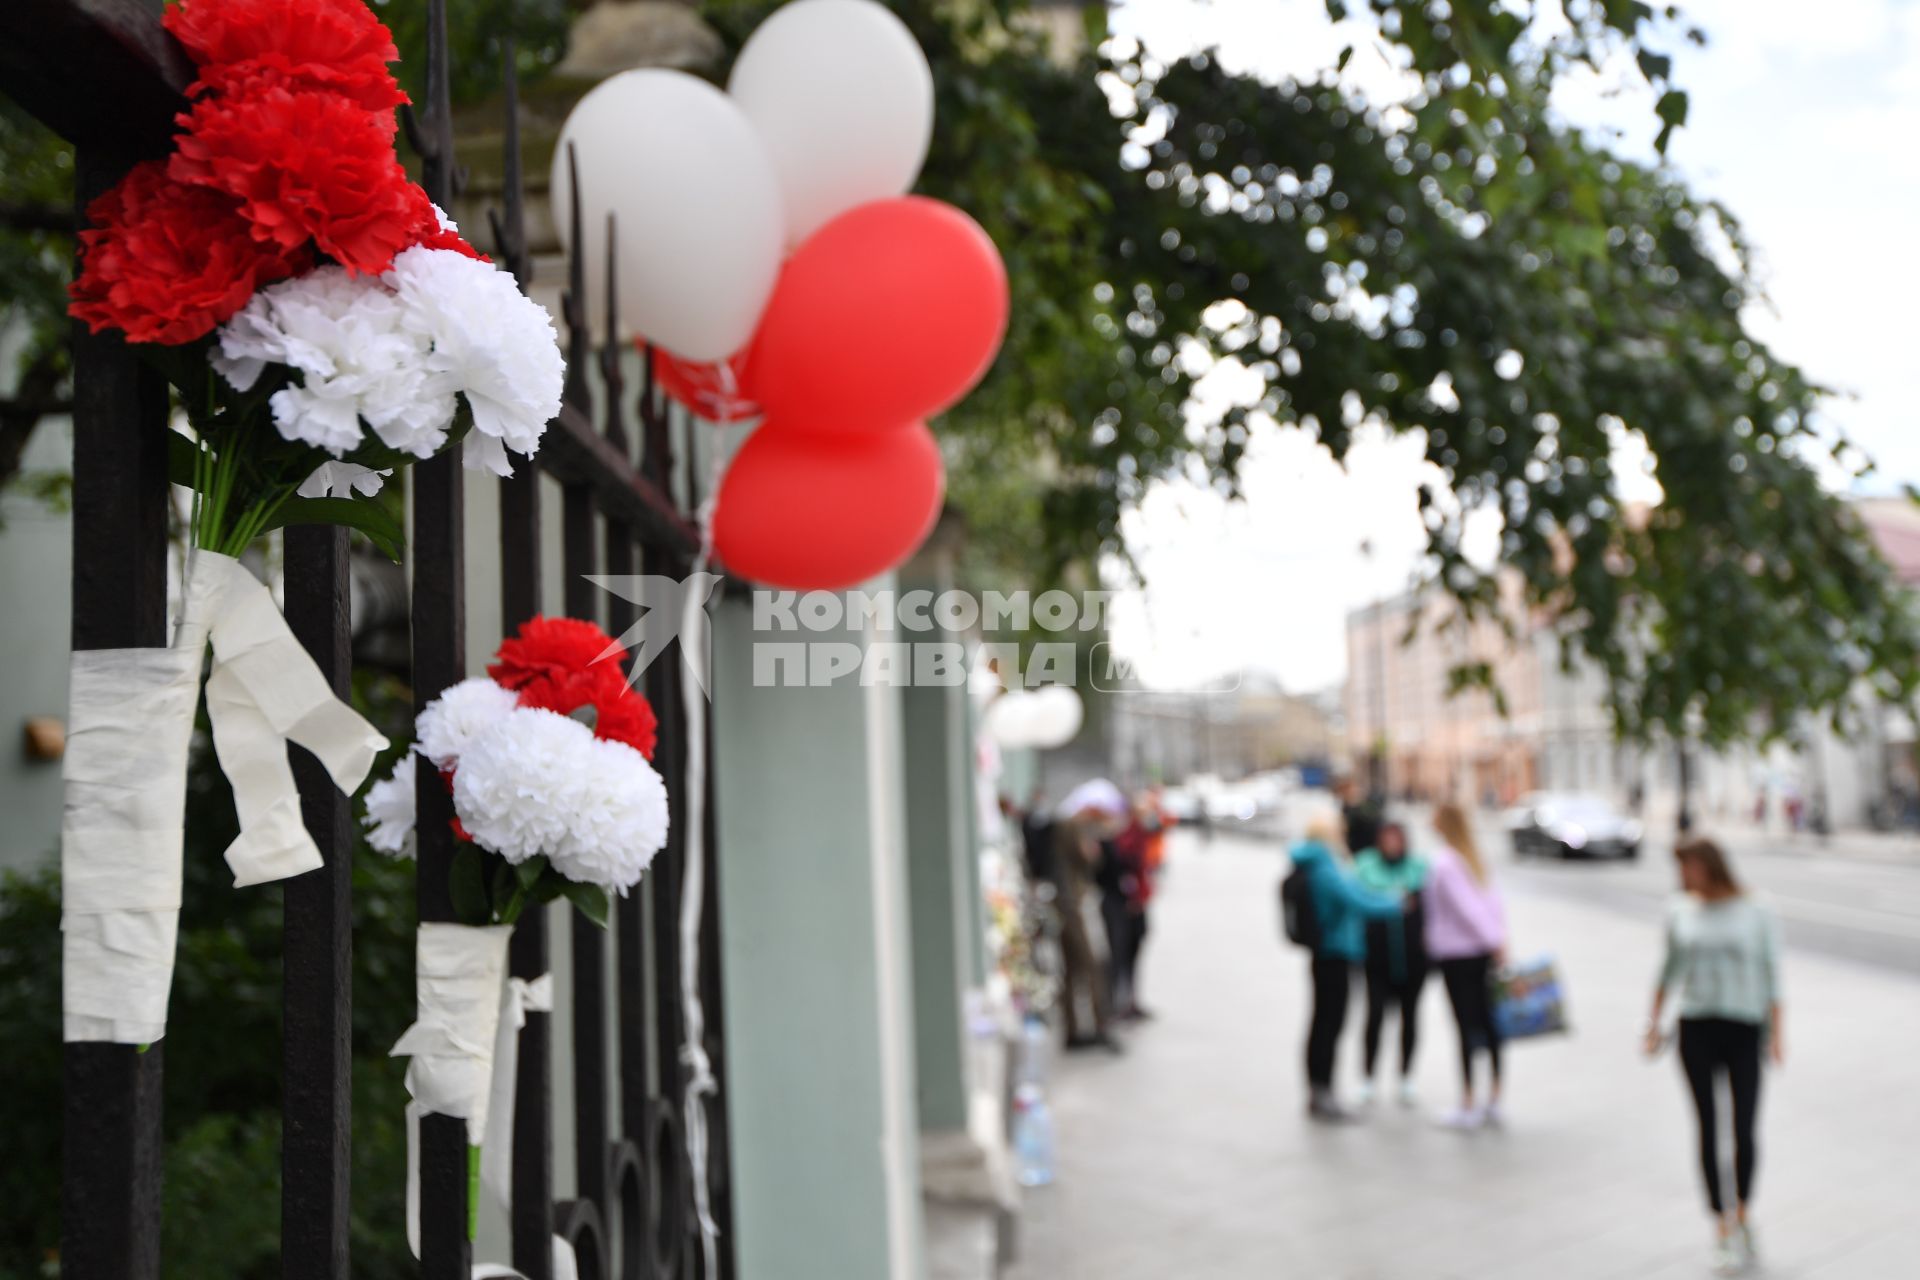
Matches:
[68,160,308,344]
[170,80,437,274]
[164,0,408,113]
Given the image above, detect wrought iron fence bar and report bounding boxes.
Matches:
[502,465,553,1280]
[60,142,172,1280]
[0,0,188,153]
[487,35,556,1280]
[410,0,473,1274]
[281,525,354,1280]
[562,485,611,1230]
[541,404,698,558]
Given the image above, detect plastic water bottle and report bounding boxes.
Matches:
[1017,1014,1051,1091]
[1012,1083,1055,1188]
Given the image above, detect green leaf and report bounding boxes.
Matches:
[266,495,406,562]
[449,845,491,926]
[515,856,548,890]
[1654,89,1689,153]
[560,880,610,930]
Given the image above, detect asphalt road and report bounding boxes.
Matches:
[1495,828,1920,977]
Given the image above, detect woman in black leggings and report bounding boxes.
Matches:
[1645,838,1782,1276]
[1422,804,1508,1128]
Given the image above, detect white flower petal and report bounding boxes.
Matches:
[298,460,391,499]
[416,677,521,770]
[364,752,418,859]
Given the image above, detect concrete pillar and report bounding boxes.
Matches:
[712,586,925,1280]
[899,546,977,1134]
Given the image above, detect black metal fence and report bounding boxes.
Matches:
[3,0,733,1275]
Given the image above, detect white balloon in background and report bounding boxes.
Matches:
[985,691,1041,749]
[552,70,784,361]
[1025,685,1084,749]
[728,0,934,248]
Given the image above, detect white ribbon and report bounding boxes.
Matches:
[396,924,557,1267]
[61,550,387,1042]
[678,377,732,1275]
[471,1235,579,1280]
[480,971,554,1214]
[394,923,514,1258]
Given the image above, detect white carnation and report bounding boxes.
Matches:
[545,736,670,893]
[212,266,458,459]
[452,707,598,865]
[450,707,670,892]
[363,751,417,859]
[386,246,564,477]
[298,460,389,499]
[415,677,520,770]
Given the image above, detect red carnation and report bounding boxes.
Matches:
[412,219,489,262]
[490,617,658,759]
[491,617,629,690]
[164,0,407,113]
[69,160,307,345]
[593,686,660,761]
[171,82,435,274]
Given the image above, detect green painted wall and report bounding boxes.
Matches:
[712,590,926,1280]
[0,418,74,871]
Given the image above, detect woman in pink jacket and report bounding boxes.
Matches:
[1425,803,1509,1129]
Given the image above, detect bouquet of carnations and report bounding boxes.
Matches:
[372,618,668,1249]
[364,616,671,923]
[69,0,563,554]
[57,0,564,1052]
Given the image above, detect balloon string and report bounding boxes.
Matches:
[678,359,734,1278]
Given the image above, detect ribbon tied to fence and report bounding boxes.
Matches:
[61,550,387,1043]
[394,923,560,1273]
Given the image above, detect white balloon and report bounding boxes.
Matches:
[987,686,1083,750]
[728,0,934,248]
[985,691,1041,749]
[1025,686,1084,749]
[552,70,784,360]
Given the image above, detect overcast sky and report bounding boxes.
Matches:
[1101,0,1920,693]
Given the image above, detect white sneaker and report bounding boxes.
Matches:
[1736,1223,1758,1268]
[1480,1102,1504,1128]
[1435,1105,1483,1130]
[1355,1080,1376,1107]
[1711,1236,1741,1276]
[1397,1079,1419,1108]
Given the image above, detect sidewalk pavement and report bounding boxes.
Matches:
[1006,830,1920,1280]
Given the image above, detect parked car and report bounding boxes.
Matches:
[1508,792,1643,859]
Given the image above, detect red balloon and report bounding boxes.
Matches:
[645,345,759,421]
[745,196,1008,434]
[714,421,945,590]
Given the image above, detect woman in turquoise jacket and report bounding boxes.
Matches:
[1354,823,1429,1106]
[1291,816,1406,1121]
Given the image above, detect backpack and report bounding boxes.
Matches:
[1279,863,1320,950]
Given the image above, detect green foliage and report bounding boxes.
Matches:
[377,0,573,106]
[709,0,1917,747]
[0,673,422,1280]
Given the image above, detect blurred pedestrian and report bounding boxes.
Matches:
[1424,802,1509,1129]
[1288,814,1407,1122]
[1354,821,1429,1106]
[1105,799,1157,1019]
[1644,837,1783,1276]
[1054,781,1129,1053]
[1338,777,1381,857]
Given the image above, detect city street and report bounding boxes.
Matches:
[1007,822,1920,1279]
